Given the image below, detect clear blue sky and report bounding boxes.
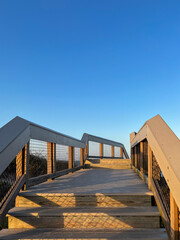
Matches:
[0,1,180,153]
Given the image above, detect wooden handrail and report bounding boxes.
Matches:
[130,114,180,209]
[130,114,180,240]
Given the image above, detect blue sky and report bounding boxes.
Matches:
[0,0,180,153]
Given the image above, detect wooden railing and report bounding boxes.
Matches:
[0,116,128,226]
[130,115,180,240]
[82,133,129,159]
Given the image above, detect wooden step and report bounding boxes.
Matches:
[16,192,153,207]
[88,159,132,164]
[0,228,168,239]
[7,206,161,229]
[85,159,131,169]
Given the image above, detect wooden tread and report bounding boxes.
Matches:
[16,192,153,207]
[7,206,161,229]
[0,228,168,239]
[85,159,131,169]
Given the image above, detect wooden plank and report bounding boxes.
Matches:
[17,193,152,207]
[8,206,160,229]
[0,228,169,240]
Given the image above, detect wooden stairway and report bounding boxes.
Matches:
[0,166,168,239]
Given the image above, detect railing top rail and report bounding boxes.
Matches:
[130,114,180,209]
[82,133,124,147]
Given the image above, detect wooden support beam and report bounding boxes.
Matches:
[131,148,133,166]
[140,141,144,173]
[68,146,74,169]
[80,148,84,165]
[148,144,152,190]
[16,143,29,190]
[85,143,88,159]
[170,191,179,240]
[134,145,137,168]
[47,142,56,181]
[100,143,103,158]
[120,147,123,159]
[111,146,114,158]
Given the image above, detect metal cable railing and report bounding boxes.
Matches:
[0,159,16,209]
[152,154,170,219]
[29,139,47,178]
[74,147,80,167]
[56,144,68,171]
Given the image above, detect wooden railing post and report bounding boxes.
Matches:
[16,142,29,190]
[47,142,56,181]
[120,147,123,158]
[100,143,103,158]
[148,144,152,190]
[140,141,144,173]
[80,148,84,166]
[131,147,134,166]
[111,146,114,158]
[68,146,74,169]
[134,145,137,168]
[170,192,179,240]
[85,143,89,159]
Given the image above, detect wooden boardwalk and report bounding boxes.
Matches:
[22,168,151,194]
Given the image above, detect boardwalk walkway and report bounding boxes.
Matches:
[0,167,168,239]
[23,168,151,194]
